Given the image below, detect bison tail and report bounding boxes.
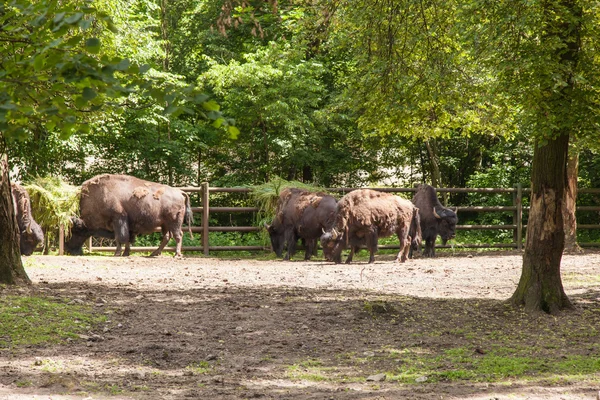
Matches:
[184,193,193,240]
[410,207,422,249]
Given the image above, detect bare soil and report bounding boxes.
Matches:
[1,250,600,400]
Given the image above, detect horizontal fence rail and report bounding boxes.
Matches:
[64,183,600,256]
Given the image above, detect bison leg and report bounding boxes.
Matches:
[304,238,316,260]
[113,216,129,256]
[345,246,359,264]
[366,231,378,264]
[172,229,183,258]
[396,236,410,263]
[151,229,171,257]
[284,230,298,261]
[423,238,435,257]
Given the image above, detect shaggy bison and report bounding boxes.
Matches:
[11,183,44,256]
[411,184,458,257]
[66,174,192,257]
[266,188,337,260]
[320,189,421,264]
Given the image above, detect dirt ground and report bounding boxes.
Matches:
[1,250,600,400]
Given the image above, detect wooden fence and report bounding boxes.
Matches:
[66,183,600,255]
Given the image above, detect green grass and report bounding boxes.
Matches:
[381,346,600,384]
[0,295,107,348]
[185,361,212,375]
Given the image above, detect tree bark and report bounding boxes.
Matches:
[0,148,31,285]
[563,147,581,253]
[510,135,572,314]
[424,139,448,203]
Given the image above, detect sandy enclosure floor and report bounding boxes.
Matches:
[1,251,599,399]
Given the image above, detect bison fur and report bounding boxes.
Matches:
[65,174,192,257]
[411,184,458,257]
[320,189,421,264]
[266,188,337,261]
[11,183,44,256]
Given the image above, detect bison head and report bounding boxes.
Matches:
[320,228,344,263]
[65,217,89,255]
[434,207,458,244]
[19,221,44,256]
[265,221,285,258]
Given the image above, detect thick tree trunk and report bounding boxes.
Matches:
[510,135,572,314]
[563,148,581,253]
[0,150,31,285]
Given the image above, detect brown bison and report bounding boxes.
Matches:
[266,188,337,260]
[411,184,458,257]
[320,189,421,264]
[65,174,192,257]
[11,183,44,256]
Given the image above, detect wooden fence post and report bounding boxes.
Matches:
[202,182,209,256]
[516,183,523,251]
[58,225,64,255]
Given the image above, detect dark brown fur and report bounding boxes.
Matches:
[11,183,44,256]
[267,188,337,260]
[320,189,421,264]
[411,184,458,257]
[66,174,192,257]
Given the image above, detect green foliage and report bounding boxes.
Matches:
[0,295,107,348]
[1,0,228,187]
[24,176,80,232]
[247,176,328,224]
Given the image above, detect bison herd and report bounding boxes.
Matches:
[268,184,457,264]
[12,174,457,262]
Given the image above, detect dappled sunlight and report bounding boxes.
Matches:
[2,253,600,398]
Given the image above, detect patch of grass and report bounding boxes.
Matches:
[15,380,32,388]
[562,272,600,286]
[186,361,212,375]
[0,295,107,348]
[384,347,600,384]
[286,360,333,382]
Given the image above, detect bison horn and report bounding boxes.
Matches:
[433,207,441,219]
[26,223,32,234]
[264,223,271,230]
[331,228,339,240]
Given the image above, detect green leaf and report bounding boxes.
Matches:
[82,87,97,101]
[202,100,220,112]
[33,55,45,71]
[64,13,84,24]
[75,96,87,108]
[228,125,240,139]
[66,35,82,47]
[53,12,65,24]
[195,94,209,103]
[85,38,101,54]
[114,59,130,71]
[213,118,224,128]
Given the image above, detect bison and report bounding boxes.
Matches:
[65,174,192,257]
[11,183,44,256]
[411,184,458,257]
[266,188,337,261]
[320,189,421,264]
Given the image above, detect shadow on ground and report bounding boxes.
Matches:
[1,280,599,399]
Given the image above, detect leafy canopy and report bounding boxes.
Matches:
[0,0,228,142]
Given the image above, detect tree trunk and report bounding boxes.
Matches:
[510,135,572,314]
[563,147,581,253]
[424,139,447,203]
[0,149,31,285]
